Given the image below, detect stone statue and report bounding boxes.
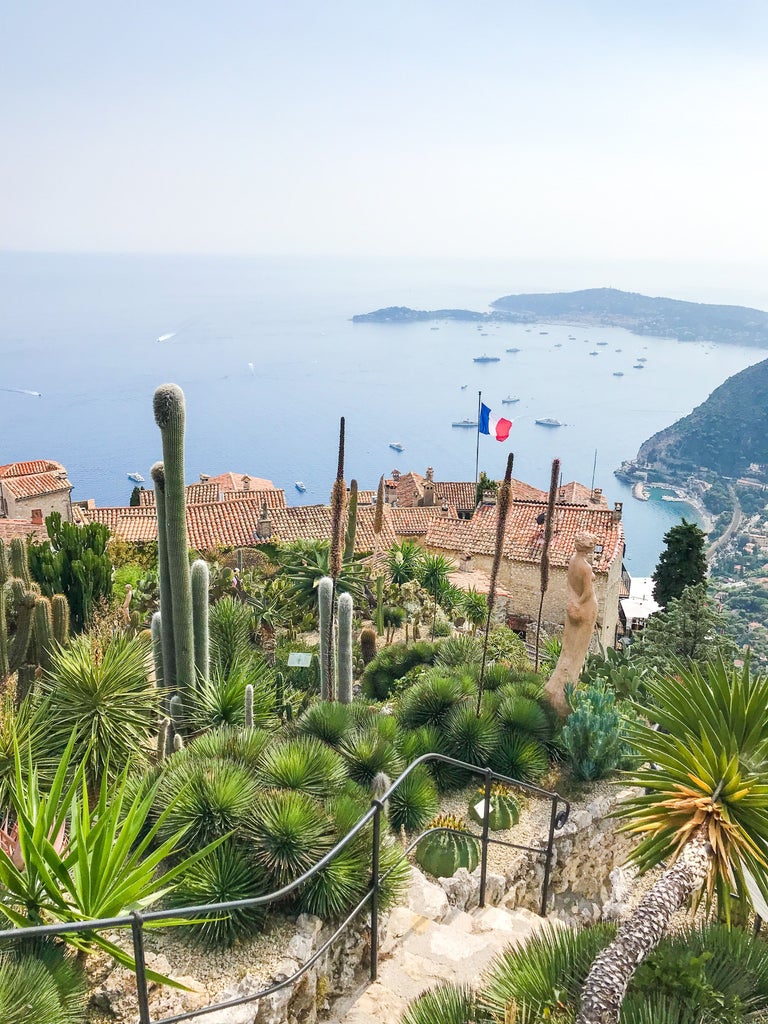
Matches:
[544,531,599,717]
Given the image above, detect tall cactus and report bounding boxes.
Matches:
[337,592,353,704]
[344,479,358,561]
[153,384,195,701]
[51,594,70,642]
[0,539,37,681]
[318,575,333,701]
[150,611,164,687]
[9,538,30,587]
[191,559,210,685]
[151,463,176,690]
[33,597,55,674]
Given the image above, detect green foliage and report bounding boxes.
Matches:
[360,626,377,665]
[618,658,768,921]
[475,470,498,507]
[386,540,424,586]
[387,764,439,833]
[258,736,348,797]
[489,731,549,784]
[209,597,254,676]
[0,945,87,1024]
[403,983,478,1024]
[338,727,404,789]
[247,788,333,890]
[166,841,267,948]
[297,701,355,746]
[435,633,483,668]
[414,814,479,877]
[496,691,554,744]
[360,641,439,700]
[460,587,487,632]
[186,725,273,770]
[187,655,276,731]
[652,518,708,607]
[632,582,736,674]
[485,625,534,669]
[28,512,112,632]
[396,673,471,730]
[443,704,500,771]
[36,631,161,791]
[561,681,628,781]
[278,539,365,609]
[581,646,645,701]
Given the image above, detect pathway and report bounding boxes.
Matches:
[326,867,556,1024]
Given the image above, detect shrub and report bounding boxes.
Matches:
[247,789,333,890]
[209,597,254,674]
[560,681,627,781]
[339,728,404,789]
[490,732,549,784]
[398,724,467,793]
[485,626,532,669]
[435,634,483,668]
[297,701,355,746]
[186,726,273,769]
[444,704,500,771]
[0,946,87,1024]
[361,641,439,700]
[188,655,277,731]
[396,674,471,730]
[388,765,439,833]
[258,736,348,797]
[496,693,553,744]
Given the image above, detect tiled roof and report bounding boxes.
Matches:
[138,484,286,508]
[138,483,220,506]
[558,481,608,506]
[226,489,287,507]
[389,506,458,536]
[432,482,478,510]
[425,501,624,575]
[0,460,71,500]
[0,519,49,543]
[386,471,425,507]
[204,472,276,492]
[357,491,377,505]
[81,498,397,553]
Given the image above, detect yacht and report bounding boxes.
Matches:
[389,442,405,452]
[452,418,478,428]
[473,354,500,363]
[501,396,520,404]
[295,481,307,492]
[535,418,563,428]
[127,472,145,483]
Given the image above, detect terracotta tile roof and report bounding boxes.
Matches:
[389,506,458,536]
[386,471,425,507]
[250,504,396,553]
[204,472,276,492]
[0,519,49,543]
[0,460,71,500]
[85,507,159,544]
[138,483,220,506]
[558,481,608,506]
[226,489,287,507]
[137,484,286,508]
[356,491,377,505]
[425,501,624,575]
[432,482,478,510]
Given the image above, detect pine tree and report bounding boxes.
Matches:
[651,518,707,607]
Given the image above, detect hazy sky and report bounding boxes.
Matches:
[3,1,767,266]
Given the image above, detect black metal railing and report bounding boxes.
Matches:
[0,753,569,1024]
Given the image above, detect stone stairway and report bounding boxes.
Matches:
[326,868,556,1024]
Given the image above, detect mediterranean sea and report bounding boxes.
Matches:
[1,252,765,575]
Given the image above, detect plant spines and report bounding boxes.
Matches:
[337,592,353,704]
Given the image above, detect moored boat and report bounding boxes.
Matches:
[535,418,563,427]
[452,418,478,428]
[501,396,520,404]
[389,442,404,452]
[127,472,144,483]
[473,354,500,363]
[295,481,307,492]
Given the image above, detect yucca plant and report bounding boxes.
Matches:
[400,724,467,793]
[154,756,258,852]
[397,673,471,730]
[166,841,268,948]
[577,658,768,1024]
[339,727,405,789]
[402,983,478,1024]
[387,764,439,833]
[0,946,87,1024]
[186,725,274,769]
[247,789,334,891]
[490,731,549,784]
[187,654,277,731]
[480,661,514,691]
[496,691,554,744]
[444,704,500,771]
[209,596,254,675]
[297,701,355,746]
[435,633,483,668]
[257,736,348,797]
[35,631,161,794]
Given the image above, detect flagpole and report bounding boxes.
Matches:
[475,390,482,485]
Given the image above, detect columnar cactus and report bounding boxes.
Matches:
[9,538,30,587]
[244,683,254,729]
[0,539,36,681]
[150,611,164,686]
[33,597,55,674]
[318,576,333,701]
[51,594,70,642]
[150,462,176,690]
[168,693,185,755]
[344,479,358,561]
[191,559,210,685]
[337,592,353,704]
[153,384,195,699]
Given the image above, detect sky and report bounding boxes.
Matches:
[2,1,768,273]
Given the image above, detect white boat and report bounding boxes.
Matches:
[535,418,563,428]
[473,354,500,363]
[389,442,405,452]
[501,396,520,404]
[452,418,478,428]
[127,472,145,483]
[295,481,307,492]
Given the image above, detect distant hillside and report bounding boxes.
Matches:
[636,357,768,477]
[353,288,768,347]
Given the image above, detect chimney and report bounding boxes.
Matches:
[482,490,497,506]
[613,501,623,522]
[392,469,400,482]
[591,487,603,504]
[425,466,434,482]
[242,475,251,492]
[199,473,210,483]
[423,476,435,507]
[31,508,43,525]
[441,500,449,516]
[256,501,273,539]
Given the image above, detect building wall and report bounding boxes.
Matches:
[6,489,72,523]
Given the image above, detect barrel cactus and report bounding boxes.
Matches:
[468,783,520,831]
[414,814,480,878]
[360,627,377,666]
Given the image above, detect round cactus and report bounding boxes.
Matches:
[468,783,520,832]
[414,814,480,878]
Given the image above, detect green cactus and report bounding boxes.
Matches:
[51,594,70,643]
[173,732,185,752]
[344,479,358,561]
[360,627,377,666]
[157,717,169,761]
[375,576,385,637]
[150,463,176,690]
[468,783,520,832]
[337,592,353,704]
[167,693,185,755]
[318,575,333,701]
[0,540,36,681]
[244,683,254,729]
[414,814,480,878]
[153,384,195,702]
[9,538,30,586]
[33,597,55,674]
[9,592,35,680]
[16,664,37,706]
[150,611,164,686]
[191,559,210,685]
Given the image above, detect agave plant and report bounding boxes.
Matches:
[0,945,87,1024]
[186,725,274,769]
[396,673,472,730]
[338,727,405,788]
[577,658,768,1024]
[435,634,483,668]
[402,983,477,1024]
[490,731,549,784]
[187,654,276,731]
[257,736,349,797]
[35,631,161,793]
[387,764,439,833]
[209,597,254,675]
[297,701,355,746]
[247,788,334,891]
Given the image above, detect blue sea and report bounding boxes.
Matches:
[1,252,765,575]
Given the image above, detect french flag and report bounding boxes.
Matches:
[479,403,512,442]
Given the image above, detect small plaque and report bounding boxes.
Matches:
[287,652,312,668]
[473,799,494,819]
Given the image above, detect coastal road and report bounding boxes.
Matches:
[707,485,742,560]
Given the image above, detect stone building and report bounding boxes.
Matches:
[0,460,73,524]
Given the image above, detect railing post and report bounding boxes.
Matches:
[478,768,492,908]
[131,911,152,1024]
[370,799,382,981]
[540,798,559,917]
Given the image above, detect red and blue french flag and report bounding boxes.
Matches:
[479,403,512,442]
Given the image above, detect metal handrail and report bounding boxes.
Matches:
[0,753,569,1024]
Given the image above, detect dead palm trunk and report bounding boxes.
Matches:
[476,453,513,715]
[576,827,710,1024]
[534,458,560,672]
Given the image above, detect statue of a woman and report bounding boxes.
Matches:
[544,531,599,717]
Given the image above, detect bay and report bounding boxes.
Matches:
[0,252,763,575]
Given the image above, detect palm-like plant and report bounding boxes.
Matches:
[460,587,488,635]
[187,654,276,731]
[386,540,424,587]
[257,736,349,797]
[35,631,161,793]
[0,945,86,1024]
[418,552,455,602]
[209,596,254,674]
[247,789,334,890]
[577,658,768,1024]
[278,540,365,610]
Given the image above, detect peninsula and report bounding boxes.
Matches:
[353,288,768,347]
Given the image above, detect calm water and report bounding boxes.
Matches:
[1,253,764,575]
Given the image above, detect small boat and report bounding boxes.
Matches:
[505,347,521,354]
[568,335,576,340]
[430,326,439,331]
[460,384,468,390]
[473,354,500,363]
[295,481,307,492]
[502,396,520,404]
[613,372,624,377]
[636,357,647,362]
[480,332,488,336]
[389,442,405,452]
[554,343,562,347]
[535,418,563,428]
[539,331,549,335]
[633,364,645,369]
[452,419,478,428]
[127,472,144,483]
[589,351,598,356]
[615,348,622,352]
[596,341,608,346]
